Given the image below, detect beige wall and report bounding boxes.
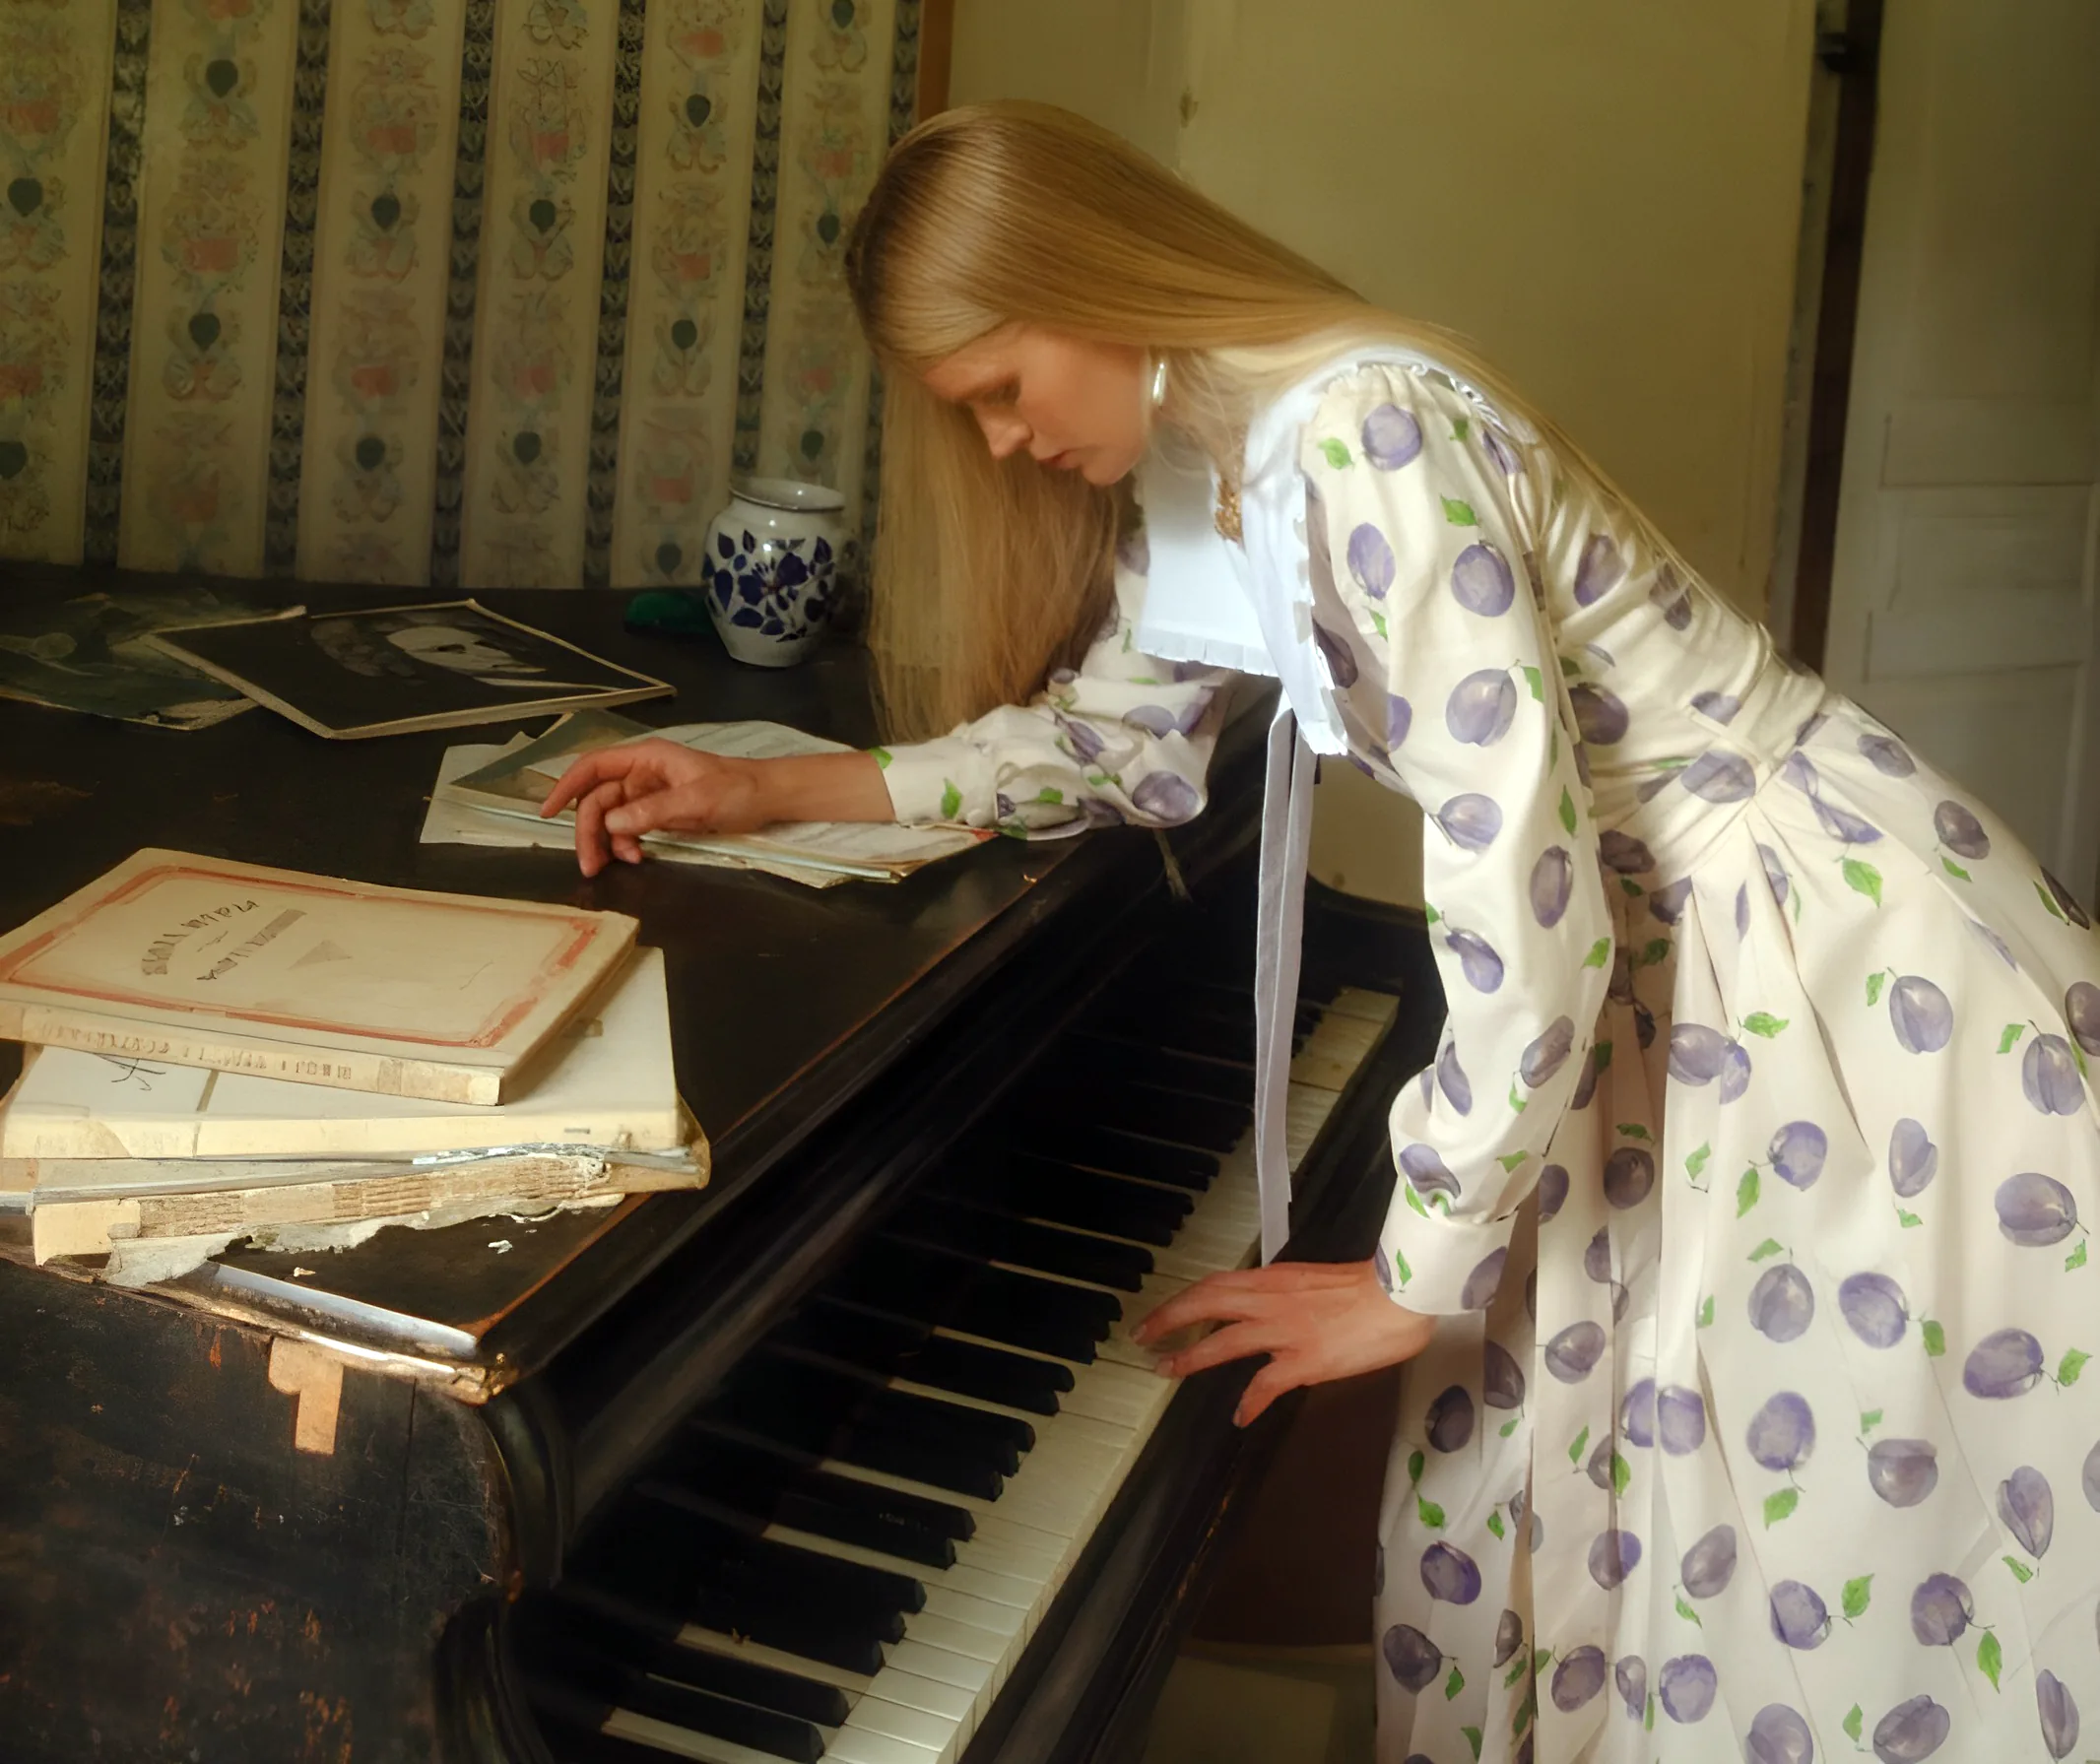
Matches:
[952,0,1816,904]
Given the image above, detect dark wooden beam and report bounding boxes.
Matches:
[916,0,956,118]
[1790,0,1886,671]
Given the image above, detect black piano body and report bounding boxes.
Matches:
[0,572,1435,1764]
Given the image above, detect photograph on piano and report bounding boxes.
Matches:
[2,5,2098,1764]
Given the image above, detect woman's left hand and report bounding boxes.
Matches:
[1132,1259,1438,1427]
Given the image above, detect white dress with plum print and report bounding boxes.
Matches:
[878,362,2100,1764]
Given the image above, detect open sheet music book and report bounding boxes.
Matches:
[436,710,987,883]
[0,850,637,1104]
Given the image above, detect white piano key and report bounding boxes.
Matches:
[842,1692,954,1753]
[967,1510,1075,1564]
[904,1608,1013,1665]
[1290,1011,1383,1091]
[1327,985,1402,1025]
[1285,1086,1338,1165]
[1056,1357,1172,1429]
[918,1586,1024,1639]
[856,1669,976,1725]
[820,1722,941,1764]
[885,1639,997,1697]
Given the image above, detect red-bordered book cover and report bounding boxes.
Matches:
[0,850,637,1105]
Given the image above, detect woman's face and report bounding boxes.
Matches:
[920,325,1148,487]
[387,624,537,675]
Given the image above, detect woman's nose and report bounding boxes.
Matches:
[977,409,1030,461]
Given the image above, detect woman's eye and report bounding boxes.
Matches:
[978,380,1018,409]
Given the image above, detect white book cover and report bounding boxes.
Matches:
[0,947,685,1161]
[0,848,638,1104]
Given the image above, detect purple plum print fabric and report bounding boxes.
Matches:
[1287,368,2100,1764]
[865,524,1235,837]
[878,359,2100,1763]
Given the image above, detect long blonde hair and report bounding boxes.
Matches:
[846,101,1619,741]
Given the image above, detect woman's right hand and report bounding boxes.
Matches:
[539,740,896,876]
[540,739,772,876]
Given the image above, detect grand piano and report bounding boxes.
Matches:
[0,572,1435,1764]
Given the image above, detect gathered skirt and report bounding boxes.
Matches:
[1375,694,2100,1764]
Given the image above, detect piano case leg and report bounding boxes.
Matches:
[0,1258,513,1762]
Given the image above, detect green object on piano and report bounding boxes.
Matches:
[623,590,718,641]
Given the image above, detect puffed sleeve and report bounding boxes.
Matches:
[1301,368,1615,1314]
[876,529,1235,837]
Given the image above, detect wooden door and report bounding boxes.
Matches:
[1821,0,2100,897]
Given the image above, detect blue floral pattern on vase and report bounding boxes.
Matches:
[710,527,837,639]
[700,479,846,667]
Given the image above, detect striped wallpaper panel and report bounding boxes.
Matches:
[0,0,121,563]
[0,0,921,588]
[116,0,302,575]
[295,0,469,586]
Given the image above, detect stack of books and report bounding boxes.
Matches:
[0,850,704,1268]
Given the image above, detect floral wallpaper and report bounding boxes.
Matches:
[295,0,466,585]
[117,0,302,575]
[0,0,919,588]
[0,0,119,560]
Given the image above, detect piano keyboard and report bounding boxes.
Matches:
[515,964,1401,1764]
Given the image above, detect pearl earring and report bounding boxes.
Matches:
[1149,358,1168,412]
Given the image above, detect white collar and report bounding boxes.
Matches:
[1134,343,1532,758]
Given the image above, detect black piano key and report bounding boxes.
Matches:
[771,1492,952,1569]
[984,1120,1219,1191]
[932,1156,1190,1245]
[516,1600,829,1764]
[750,1352,1038,1459]
[660,1422,982,1541]
[907,1333,1078,1412]
[1055,1034,1253,1104]
[782,1295,1079,1411]
[888,1194,1152,1294]
[706,1358,1025,1497]
[1018,1080,1250,1153]
[566,1495,914,1663]
[645,1428,966,1568]
[771,1300,931,1369]
[1081,987,1318,1063]
[517,1591,853,1730]
[826,1237,1118,1361]
[627,1488,929,1625]
[827,1426,1006,1502]
[1090,1003,1252,1064]
[611,1672,824,1764]
[562,1535,889,1677]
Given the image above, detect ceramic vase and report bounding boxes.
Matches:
[701,478,846,667]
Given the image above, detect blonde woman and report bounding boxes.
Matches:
[546,102,2100,1764]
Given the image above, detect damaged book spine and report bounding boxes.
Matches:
[28,1150,702,1263]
